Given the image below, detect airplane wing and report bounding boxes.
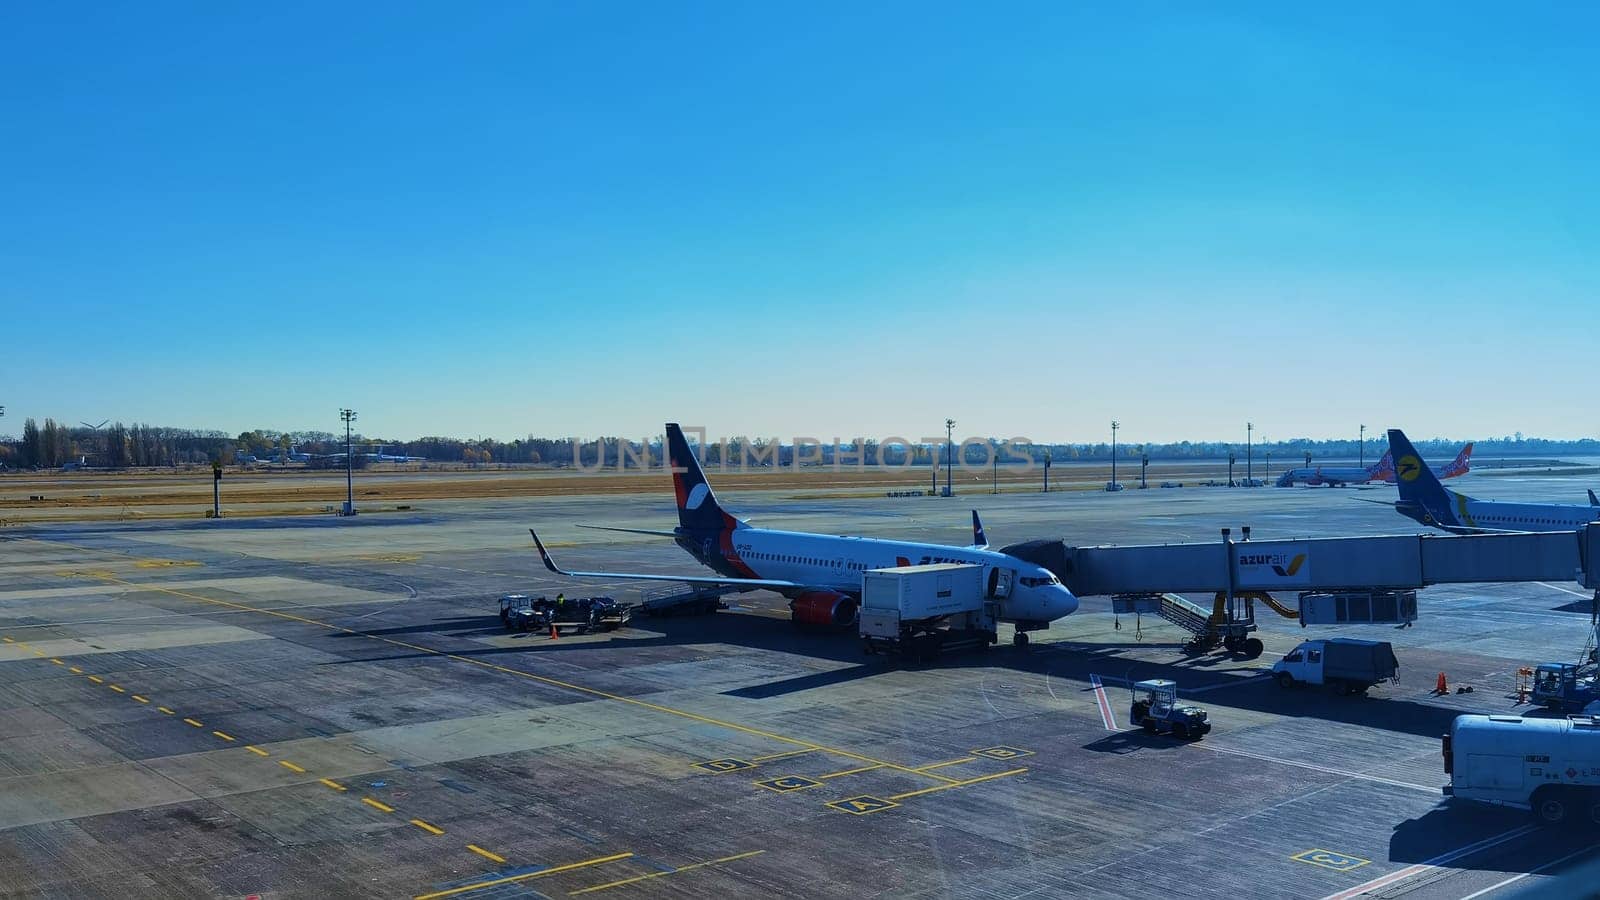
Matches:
[530,529,804,589]
[578,524,682,538]
[1349,497,1396,506]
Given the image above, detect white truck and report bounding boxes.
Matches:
[859,564,994,660]
[1444,714,1600,827]
[1271,638,1399,696]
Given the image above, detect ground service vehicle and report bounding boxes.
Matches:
[499,594,549,632]
[1445,713,1600,827]
[1531,662,1598,713]
[1272,638,1399,695]
[499,594,630,633]
[1129,679,1211,740]
[859,564,996,659]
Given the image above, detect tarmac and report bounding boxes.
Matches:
[2,466,1598,899]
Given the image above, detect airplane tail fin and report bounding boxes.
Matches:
[1440,442,1474,479]
[1589,488,1598,507]
[971,510,988,549]
[1368,448,1395,481]
[1389,429,1465,525]
[666,423,740,533]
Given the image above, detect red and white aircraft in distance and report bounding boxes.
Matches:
[531,423,1079,646]
[1275,443,1472,488]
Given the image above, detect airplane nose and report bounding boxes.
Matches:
[1053,587,1078,617]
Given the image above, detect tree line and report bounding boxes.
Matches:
[1,419,1596,470]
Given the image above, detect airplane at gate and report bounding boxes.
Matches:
[530,423,1078,645]
[1386,428,1600,534]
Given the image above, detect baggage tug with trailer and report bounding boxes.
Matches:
[1445,714,1600,827]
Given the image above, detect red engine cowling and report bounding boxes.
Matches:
[790,591,858,627]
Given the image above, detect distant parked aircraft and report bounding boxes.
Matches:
[1384,429,1600,534]
[1275,450,1394,487]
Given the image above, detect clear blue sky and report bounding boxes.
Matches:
[4,2,1595,444]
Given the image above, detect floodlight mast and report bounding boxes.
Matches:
[339,409,357,516]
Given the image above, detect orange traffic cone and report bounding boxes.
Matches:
[549,623,559,640]
[1435,672,1447,694]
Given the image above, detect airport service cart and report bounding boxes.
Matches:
[860,563,996,660]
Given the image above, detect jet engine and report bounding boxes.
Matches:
[789,590,858,627]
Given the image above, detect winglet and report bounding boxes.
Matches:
[971,510,988,549]
[529,529,565,575]
[1590,489,1598,507]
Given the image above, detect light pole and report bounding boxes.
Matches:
[340,408,357,516]
[1043,448,1051,493]
[944,418,955,497]
[1110,420,1120,489]
[1246,422,1254,483]
[1140,446,1149,489]
[1359,424,1366,468]
[1305,450,1313,469]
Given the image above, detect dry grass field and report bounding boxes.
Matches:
[0,459,1248,524]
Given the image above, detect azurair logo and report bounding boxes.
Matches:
[1272,553,1307,577]
[1238,551,1308,578]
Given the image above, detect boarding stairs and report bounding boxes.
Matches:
[1155,593,1212,637]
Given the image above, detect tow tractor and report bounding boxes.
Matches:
[499,594,549,632]
[1129,679,1211,740]
[498,594,632,634]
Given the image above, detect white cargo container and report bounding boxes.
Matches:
[1445,714,1600,826]
[860,564,993,659]
[861,563,985,620]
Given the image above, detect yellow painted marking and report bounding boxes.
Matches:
[826,795,898,815]
[31,649,45,656]
[108,684,126,693]
[43,560,958,787]
[51,658,64,665]
[87,675,103,683]
[14,642,27,649]
[183,717,204,728]
[319,778,347,792]
[212,731,236,742]
[245,745,269,757]
[818,763,884,780]
[887,767,1028,801]
[157,706,175,715]
[413,852,634,900]
[753,775,822,793]
[69,667,82,674]
[466,845,506,864]
[279,760,307,774]
[131,695,149,703]
[1290,848,1371,872]
[569,850,767,895]
[1,636,12,643]
[362,797,395,813]
[410,818,445,835]
[750,747,818,763]
[915,757,976,772]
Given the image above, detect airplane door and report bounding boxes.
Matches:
[988,567,1014,599]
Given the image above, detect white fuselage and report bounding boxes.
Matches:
[723,527,1077,624]
[1446,496,1600,533]
[1277,466,1379,487]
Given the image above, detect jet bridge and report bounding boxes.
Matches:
[1005,522,1600,657]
